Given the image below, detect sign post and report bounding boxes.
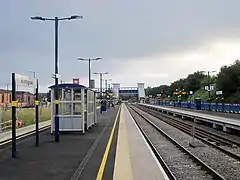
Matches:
[11,73,17,158]
[192,122,195,144]
[11,73,37,157]
[35,79,39,146]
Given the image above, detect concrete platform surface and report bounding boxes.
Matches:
[113,104,169,180]
[0,120,50,142]
[159,104,240,120]
[0,107,119,180]
[141,103,240,127]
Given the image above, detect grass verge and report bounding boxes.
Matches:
[2,107,51,126]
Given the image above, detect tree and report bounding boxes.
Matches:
[185,72,206,92]
[145,60,240,103]
[216,60,240,102]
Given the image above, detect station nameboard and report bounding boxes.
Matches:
[173,91,187,95]
[15,73,36,88]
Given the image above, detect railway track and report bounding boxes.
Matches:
[136,104,240,160]
[127,104,225,180]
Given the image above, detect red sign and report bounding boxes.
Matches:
[73,78,79,84]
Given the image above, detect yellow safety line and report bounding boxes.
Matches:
[0,125,50,146]
[96,106,121,180]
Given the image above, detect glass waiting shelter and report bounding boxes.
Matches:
[49,83,97,134]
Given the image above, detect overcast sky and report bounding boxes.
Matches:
[1,1,240,92]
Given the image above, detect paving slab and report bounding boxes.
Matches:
[0,107,119,180]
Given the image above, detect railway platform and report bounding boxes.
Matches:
[151,103,240,120]
[113,104,169,180]
[0,104,169,180]
[0,107,118,180]
[140,103,240,132]
[0,120,50,143]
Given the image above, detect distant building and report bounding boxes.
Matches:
[0,89,34,107]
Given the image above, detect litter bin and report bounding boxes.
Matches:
[195,98,201,110]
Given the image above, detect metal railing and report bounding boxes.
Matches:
[0,121,12,132]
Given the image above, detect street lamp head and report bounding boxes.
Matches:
[93,72,108,75]
[77,58,85,61]
[78,57,102,61]
[94,57,102,61]
[31,16,45,21]
[69,15,83,20]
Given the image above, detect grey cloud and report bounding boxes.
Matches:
[1,0,240,90]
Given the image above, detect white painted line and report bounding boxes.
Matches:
[126,105,170,180]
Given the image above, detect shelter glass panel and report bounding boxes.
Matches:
[59,102,72,115]
[73,103,81,115]
[73,89,81,101]
[88,103,93,113]
[62,89,72,101]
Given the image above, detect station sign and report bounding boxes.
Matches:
[216,90,223,95]
[204,85,214,91]
[15,73,36,88]
[173,91,187,95]
[73,78,79,84]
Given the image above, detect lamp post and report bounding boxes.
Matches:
[93,72,108,100]
[104,78,112,95]
[77,57,102,88]
[31,15,83,142]
[29,70,36,79]
[107,79,112,92]
[200,70,216,111]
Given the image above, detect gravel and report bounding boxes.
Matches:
[128,107,215,180]
[132,105,240,180]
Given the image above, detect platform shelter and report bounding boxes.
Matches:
[49,83,97,134]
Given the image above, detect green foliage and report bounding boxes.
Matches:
[2,107,51,126]
[216,60,240,102]
[146,60,240,103]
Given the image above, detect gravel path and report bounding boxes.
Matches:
[133,106,240,180]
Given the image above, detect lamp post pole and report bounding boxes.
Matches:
[200,70,216,111]
[93,72,108,100]
[207,71,211,111]
[31,15,83,142]
[105,80,107,94]
[77,57,102,88]
[104,78,112,97]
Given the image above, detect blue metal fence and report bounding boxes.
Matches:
[150,100,240,114]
